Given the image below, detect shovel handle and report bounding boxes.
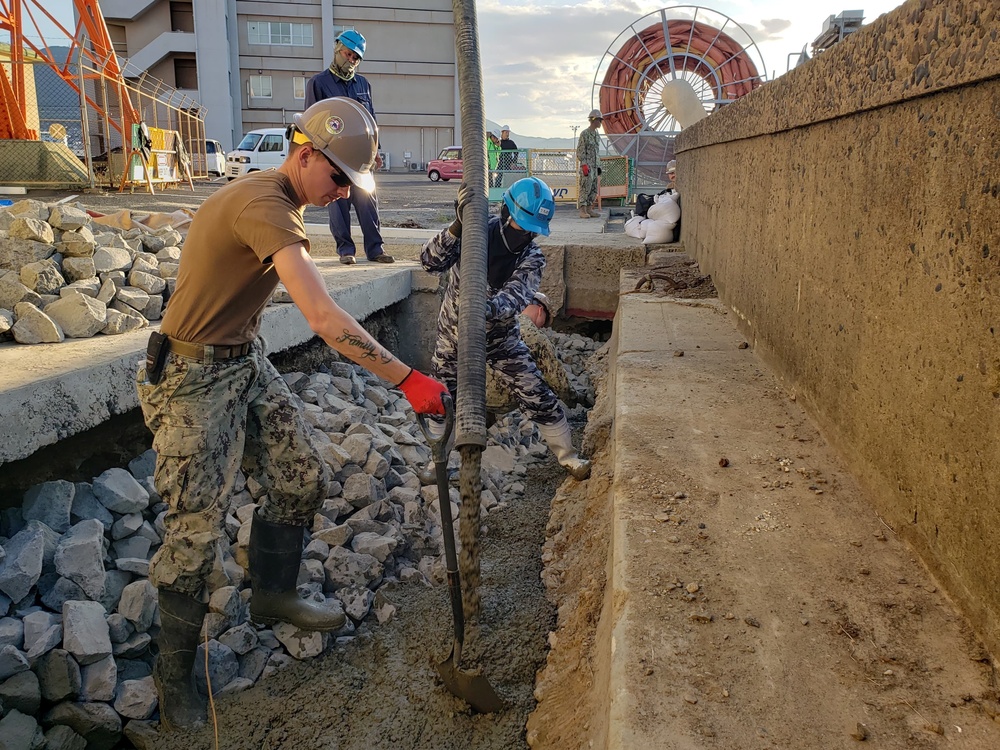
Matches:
[417,396,466,650]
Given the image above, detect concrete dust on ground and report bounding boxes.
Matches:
[526,274,1000,749]
[141,459,565,750]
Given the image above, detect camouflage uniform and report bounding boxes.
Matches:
[136,342,328,599]
[486,314,576,415]
[577,127,600,209]
[421,219,564,426]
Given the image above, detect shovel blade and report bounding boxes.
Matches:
[436,654,505,714]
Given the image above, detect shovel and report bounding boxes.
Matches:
[418,395,505,713]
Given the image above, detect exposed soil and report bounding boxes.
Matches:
[141,458,568,750]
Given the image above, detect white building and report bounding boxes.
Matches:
[99,0,458,169]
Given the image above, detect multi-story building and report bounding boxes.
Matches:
[99,0,458,170]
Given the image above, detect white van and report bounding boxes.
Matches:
[226,128,288,180]
[188,139,225,176]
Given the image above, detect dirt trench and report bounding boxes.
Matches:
[141,458,570,750]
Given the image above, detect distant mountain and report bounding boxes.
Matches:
[486,119,574,150]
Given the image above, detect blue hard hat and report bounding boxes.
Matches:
[337,29,366,59]
[503,177,555,236]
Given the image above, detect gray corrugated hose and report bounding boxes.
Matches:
[453,0,488,621]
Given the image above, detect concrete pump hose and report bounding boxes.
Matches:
[453,0,488,621]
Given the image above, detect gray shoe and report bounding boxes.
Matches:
[371,253,395,263]
[339,255,356,265]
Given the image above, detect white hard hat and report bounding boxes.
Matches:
[501,124,511,131]
[489,129,500,139]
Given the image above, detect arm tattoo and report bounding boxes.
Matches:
[336,330,377,361]
[336,330,394,365]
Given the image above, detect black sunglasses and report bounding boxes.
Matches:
[316,150,353,187]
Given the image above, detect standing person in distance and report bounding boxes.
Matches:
[498,124,519,176]
[487,129,502,189]
[137,96,446,733]
[577,108,604,219]
[305,29,394,265]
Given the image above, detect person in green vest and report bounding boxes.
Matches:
[487,129,501,188]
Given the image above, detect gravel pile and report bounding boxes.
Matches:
[0,332,601,746]
[0,199,188,344]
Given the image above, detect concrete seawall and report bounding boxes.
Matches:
[677,0,1000,656]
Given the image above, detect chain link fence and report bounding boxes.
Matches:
[0,55,208,190]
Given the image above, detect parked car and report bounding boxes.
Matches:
[188,139,225,176]
[226,128,288,180]
[426,146,462,182]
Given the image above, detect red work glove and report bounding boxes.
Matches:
[581,164,590,177]
[396,368,448,415]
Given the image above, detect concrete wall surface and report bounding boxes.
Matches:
[676,0,1000,656]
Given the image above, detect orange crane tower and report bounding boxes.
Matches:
[0,0,139,140]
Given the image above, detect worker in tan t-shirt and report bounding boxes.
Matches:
[136,97,447,733]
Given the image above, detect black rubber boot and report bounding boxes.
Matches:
[249,510,347,631]
[154,589,208,732]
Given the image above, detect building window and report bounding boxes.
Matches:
[293,76,306,100]
[170,1,195,33]
[248,21,313,46]
[249,75,272,98]
[174,58,198,89]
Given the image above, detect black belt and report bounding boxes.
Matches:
[168,338,253,361]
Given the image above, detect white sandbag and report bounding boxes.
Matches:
[641,218,675,245]
[624,215,647,239]
[647,196,680,224]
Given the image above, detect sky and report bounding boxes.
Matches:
[28,1,905,139]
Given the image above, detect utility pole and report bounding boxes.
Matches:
[571,124,579,142]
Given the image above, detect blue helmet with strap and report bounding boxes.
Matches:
[337,29,366,59]
[503,177,555,236]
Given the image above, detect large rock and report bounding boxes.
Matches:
[92,469,149,514]
[350,531,398,563]
[272,622,323,660]
[0,644,29,680]
[70,483,114,530]
[5,199,49,222]
[193,640,238,696]
[40,577,87,613]
[48,205,90,231]
[43,725,88,750]
[0,237,54,271]
[60,257,97,282]
[35,648,82,702]
[0,669,41,715]
[62,601,111,666]
[101,306,147,334]
[20,258,65,295]
[342,472,386,510]
[45,293,107,338]
[0,521,57,601]
[22,610,62,658]
[92,246,131,274]
[54,520,106,600]
[0,272,39,309]
[0,617,23,649]
[8,216,54,244]
[21,480,75,533]
[11,301,63,344]
[43,701,122,750]
[79,654,117,702]
[127,270,165,296]
[0,709,44,750]
[322,547,384,592]
[113,676,157,720]
[58,227,97,258]
[117,580,157,633]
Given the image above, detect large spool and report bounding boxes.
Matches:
[594,6,767,183]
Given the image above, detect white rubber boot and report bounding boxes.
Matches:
[538,418,591,480]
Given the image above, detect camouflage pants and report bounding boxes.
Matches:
[486,315,577,414]
[578,170,598,208]
[432,320,563,426]
[136,341,329,598]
